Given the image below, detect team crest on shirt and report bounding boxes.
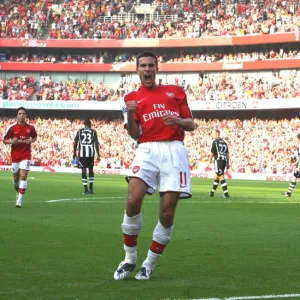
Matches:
[27,129,30,133]
[132,166,140,174]
[165,92,174,98]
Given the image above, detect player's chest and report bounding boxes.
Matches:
[136,91,179,114]
[13,126,31,138]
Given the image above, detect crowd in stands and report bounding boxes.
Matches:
[36,77,114,101]
[0,75,36,100]
[7,48,300,64]
[47,0,300,39]
[0,0,48,39]
[186,70,300,100]
[49,0,132,39]
[1,69,299,101]
[1,116,299,175]
[0,0,299,40]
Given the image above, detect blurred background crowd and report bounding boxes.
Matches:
[1,69,299,101]
[1,116,299,174]
[0,0,299,39]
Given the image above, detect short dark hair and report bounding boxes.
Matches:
[297,133,300,139]
[17,107,27,115]
[84,119,91,128]
[136,51,158,67]
[215,129,220,135]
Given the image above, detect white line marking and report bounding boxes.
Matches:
[46,196,125,203]
[1,197,299,204]
[45,197,299,204]
[186,293,300,300]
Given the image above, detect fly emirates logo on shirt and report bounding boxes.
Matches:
[142,104,179,122]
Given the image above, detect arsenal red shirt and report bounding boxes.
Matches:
[124,85,192,144]
[3,122,37,163]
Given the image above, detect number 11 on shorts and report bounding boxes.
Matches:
[179,171,187,188]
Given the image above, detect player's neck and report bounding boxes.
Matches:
[18,121,25,126]
[141,83,158,90]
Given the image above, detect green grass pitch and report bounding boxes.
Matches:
[1,171,300,300]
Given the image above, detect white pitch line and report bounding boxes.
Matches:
[45,197,300,204]
[186,293,300,300]
[1,197,299,204]
[46,196,125,203]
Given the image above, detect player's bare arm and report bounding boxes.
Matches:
[4,137,19,145]
[209,152,214,163]
[95,141,100,161]
[73,141,78,159]
[226,152,230,168]
[126,100,140,140]
[161,114,195,131]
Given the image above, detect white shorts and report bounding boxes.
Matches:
[128,141,192,199]
[12,160,31,173]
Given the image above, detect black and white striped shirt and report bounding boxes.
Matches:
[74,128,99,158]
[211,137,228,161]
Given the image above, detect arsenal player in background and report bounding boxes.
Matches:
[114,52,196,281]
[3,107,37,208]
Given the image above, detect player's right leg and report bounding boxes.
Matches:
[282,176,297,197]
[82,168,89,194]
[81,169,89,194]
[208,176,219,197]
[16,164,30,208]
[12,163,20,191]
[12,168,20,207]
[114,142,159,280]
[114,178,147,280]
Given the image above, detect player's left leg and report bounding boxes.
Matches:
[16,169,29,208]
[220,178,230,198]
[88,165,94,194]
[135,192,178,280]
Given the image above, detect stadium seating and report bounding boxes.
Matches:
[7,48,300,64]
[0,75,36,100]
[1,70,299,101]
[46,0,300,39]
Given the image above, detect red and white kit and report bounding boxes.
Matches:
[124,85,193,198]
[3,122,37,173]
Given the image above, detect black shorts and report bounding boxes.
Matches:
[293,170,300,179]
[78,157,94,169]
[214,160,227,176]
